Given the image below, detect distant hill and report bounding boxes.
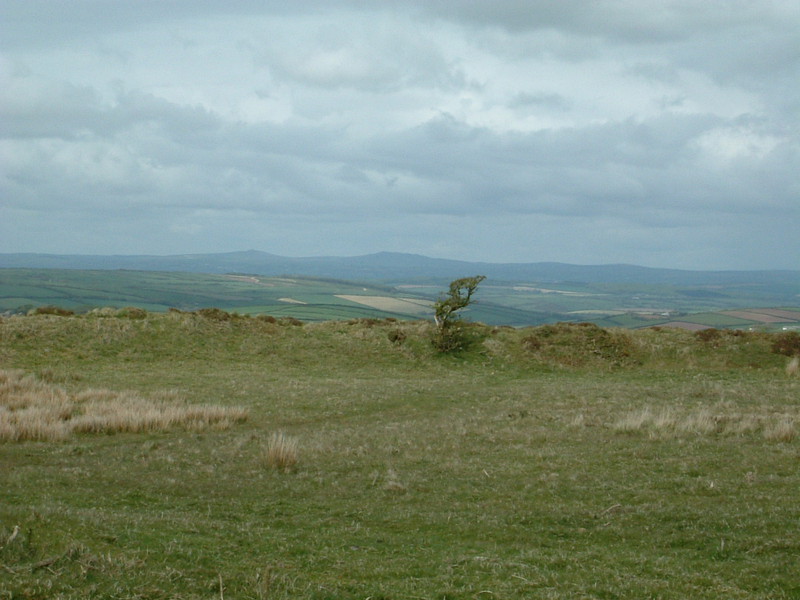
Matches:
[2,250,798,286]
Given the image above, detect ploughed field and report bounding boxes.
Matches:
[1,311,799,599]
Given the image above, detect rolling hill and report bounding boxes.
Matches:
[2,250,799,286]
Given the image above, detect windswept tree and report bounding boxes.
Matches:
[432,275,486,352]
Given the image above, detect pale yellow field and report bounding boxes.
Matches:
[336,295,432,315]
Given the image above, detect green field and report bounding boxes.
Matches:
[0,270,414,318]
[2,312,799,598]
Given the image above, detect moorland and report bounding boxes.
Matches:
[1,308,799,598]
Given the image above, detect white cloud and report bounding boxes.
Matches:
[692,126,781,165]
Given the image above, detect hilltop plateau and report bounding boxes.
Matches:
[1,311,799,598]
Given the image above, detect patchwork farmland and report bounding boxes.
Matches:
[1,268,799,330]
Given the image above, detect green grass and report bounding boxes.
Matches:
[673,313,755,328]
[1,314,799,598]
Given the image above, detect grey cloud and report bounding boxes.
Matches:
[366,112,712,177]
[508,91,571,111]
[248,18,466,94]
[413,1,796,42]
[1,1,798,268]
[0,70,220,142]
[4,71,794,227]
[625,62,680,85]
[0,76,102,139]
[418,1,799,109]
[0,1,339,49]
[360,111,799,225]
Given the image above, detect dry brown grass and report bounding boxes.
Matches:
[612,404,796,441]
[263,431,299,472]
[763,417,796,442]
[612,407,657,434]
[0,369,247,442]
[382,468,407,494]
[787,356,800,377]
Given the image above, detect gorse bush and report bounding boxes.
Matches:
[387,329,407,344]
[348,318,382,328]
[196,307,234,321]
[694,327,749,347]
[431,320,487,353]
[694,328,723,343]
[772,331,800,356]
[115,306,148,319]
[279,316,304,327]
[29,305,74,317]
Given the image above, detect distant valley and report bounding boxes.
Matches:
[1,251,799,329]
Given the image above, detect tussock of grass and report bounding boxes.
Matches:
[383,468,407,494]
[0,369,247,442]
[613,405,797,440]
[763,417,796,442]
[613,407,656,434]
[787,356,799,377]
[263,431,299,472]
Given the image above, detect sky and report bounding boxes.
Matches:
[1,1,798,270]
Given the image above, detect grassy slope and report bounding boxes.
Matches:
[1,313,799,599]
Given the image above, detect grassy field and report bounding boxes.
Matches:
[1,311,799,599]
[0,270,422,320]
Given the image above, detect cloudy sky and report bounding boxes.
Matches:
[1,1,798,270]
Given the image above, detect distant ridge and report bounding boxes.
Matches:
[1,251,798,286]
